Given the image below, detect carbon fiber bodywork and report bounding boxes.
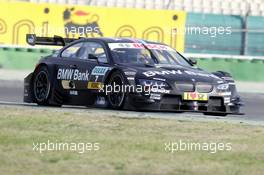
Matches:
[24,35,243,115]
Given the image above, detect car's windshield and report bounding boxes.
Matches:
[108,43,192,67]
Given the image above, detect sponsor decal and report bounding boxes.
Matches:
[91,66,109,76]
[69,90,78,96]
[87,82,103,89]
[143,70,182,77]
[146,44,175,51]
[124,71,136,76]
[150,93,161,100]
[218,92,232,96]
[24,89,29,97]
[153,77,166,81]
[57,69,89,81]
[151,88,170,94]
[108,43,143,49]
[127,77,135,80]
[224,97,231,104]
[61,80,76,89]
[108,43,175,51]
[183,92,208,101]
[143,70,219,79]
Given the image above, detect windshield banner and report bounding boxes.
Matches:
[109,43,175,51]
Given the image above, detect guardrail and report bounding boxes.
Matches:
[186,53,264,82]
[185,53,264,61]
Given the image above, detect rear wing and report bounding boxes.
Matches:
[26,34,79,46]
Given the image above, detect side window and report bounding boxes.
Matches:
[61,42,108,63]
[84,42,108,63]
[61,42,84,58]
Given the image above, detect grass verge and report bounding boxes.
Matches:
[0,105,263,175]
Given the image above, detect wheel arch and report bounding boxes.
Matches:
[212,71,239,99]
[104,68,125,84]
[35,63,48,70]
[32,63,62,106]
[104,68,128,109]
[212,71,233,79]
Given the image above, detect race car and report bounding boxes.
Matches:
[24,34,243,116]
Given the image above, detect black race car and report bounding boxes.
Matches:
[24,34,243,116]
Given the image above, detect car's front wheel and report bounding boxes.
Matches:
[33,66,51,105]
[106,71,126,109]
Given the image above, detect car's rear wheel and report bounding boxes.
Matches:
[33,66,51,105]
[106,71,126,109]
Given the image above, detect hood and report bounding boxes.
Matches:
[124,64,222,84]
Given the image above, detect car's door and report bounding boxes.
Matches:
[57,41,109,103]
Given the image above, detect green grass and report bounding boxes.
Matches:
[0,106,264,175]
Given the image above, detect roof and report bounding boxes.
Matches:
[80,37,166,45]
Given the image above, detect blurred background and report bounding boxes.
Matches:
[0,0,263,93]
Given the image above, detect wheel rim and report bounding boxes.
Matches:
[108,75,125,107]
[34,71,50,102]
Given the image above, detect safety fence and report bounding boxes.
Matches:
[185,13,264,56]
[0,1,264,56]
[0,1,264,82]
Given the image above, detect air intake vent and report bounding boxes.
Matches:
[175,82,195,92]
[196,83,213,93]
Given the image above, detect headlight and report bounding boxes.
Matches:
[138,79,170,89]
[217,83,229,91]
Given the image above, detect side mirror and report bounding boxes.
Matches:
[88,54,98,60]
[189,58,197,65]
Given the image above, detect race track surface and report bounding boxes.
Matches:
[0,80,263,123]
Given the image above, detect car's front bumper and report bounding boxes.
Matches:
[126,93,243,115]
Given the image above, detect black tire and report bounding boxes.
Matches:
[33,66,51,106]
[106,71,126,109]
[203,112,227,117]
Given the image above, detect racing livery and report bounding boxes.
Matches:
[24,34,243,116]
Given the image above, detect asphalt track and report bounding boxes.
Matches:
[0,80,263,123]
